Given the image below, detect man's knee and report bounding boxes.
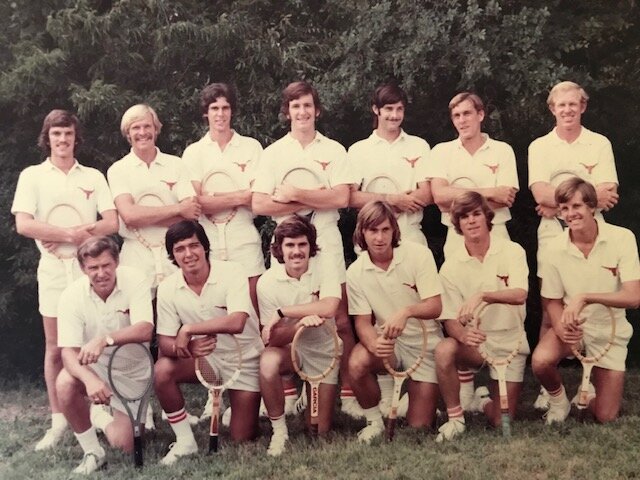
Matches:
[348,345,372,380]
[259,347,284,379]
[434,338,458,367]
[55,369,82,402]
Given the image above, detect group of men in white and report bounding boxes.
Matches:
[11,79,640,474]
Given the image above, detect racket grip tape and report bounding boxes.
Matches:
[209,434,218,453]
[134,435,144,467]
[501,414,511,438]
[386,420,396,442]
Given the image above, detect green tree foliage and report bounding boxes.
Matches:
[1,0,638,376]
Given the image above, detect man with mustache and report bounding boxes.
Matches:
[12,109,118,450]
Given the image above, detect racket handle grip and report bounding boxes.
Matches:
[310,423,319,438]
[386,420,395,442]
[209,435,218,453]
[134,435,143,467]
[501,414,511,438]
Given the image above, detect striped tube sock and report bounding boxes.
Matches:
[447,405,465,421]
[166,407,196,444]
[340,388,355,399]
[269,414,288,436]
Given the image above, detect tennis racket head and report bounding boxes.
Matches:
[549,170,578,189]
[363,174,400,195]
[107,342,154,467]
[450,176,478,189]
[202,170,239,223]
[281,167,323,216]
[133,192,167,247]
[471,302,522,367]
[570,306,616,363]
[45,203,84,258]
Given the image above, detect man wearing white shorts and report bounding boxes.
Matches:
[348,82,432,246]
[347,201,443,443]
[252,80,357,415]
[258,215,342,456]
[532,178,639,424]
[107,104,201,291]
[154,220,263,465]
[182,83,265,313]
[12,110,118,450]
[430,92,518,258]
[528,81,619,408]
[56,236,153,474]
[434,191,529,442]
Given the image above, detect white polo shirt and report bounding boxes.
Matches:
[182,131,263,244]
[348,130,431,244]
[528,127,618,242]
[252,131,353,232]
[57,266,153,362]
[347,241,442,346]
[428,134,519,227]
[540,222,640,329]
[156,260,263,355]
[257,256,341,327]
[107,148,196,281]
[12,158,115,261]
[439,237,528,331]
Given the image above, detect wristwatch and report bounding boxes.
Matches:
[105,335,115,346]
[277,308,285,319]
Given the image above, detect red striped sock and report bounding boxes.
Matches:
[340,388,355,399]
[166,408,187,424]
[548,386,563,398]
[447,405,464,419]
[458,369,474,383]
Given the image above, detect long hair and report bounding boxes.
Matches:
[270,215,320,264]
[353,201,400,251]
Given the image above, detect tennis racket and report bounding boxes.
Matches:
[107,342,154,468]
[132,192,167,285]
[570,306,616,419]
[45,202,85,285]
[202,170,239,261]
[471,302,523,437]
[290,320,341,437]
[550,170,577,229]
[382,319,429,441]
[280,166,324,218]
[194,335,243,453]
[450,176,478,189]
[362,174,402,196]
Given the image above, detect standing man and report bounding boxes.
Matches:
[252,81,358,416]
[153,220,263,465]
[528,81,619,409]
[348,82,432,246]
[531,178,639,424]
[258,216,342,456]
[12,110,118,450]
[347,201,443,443]
[107,104,201,290]
[430,92,519,258]
[56,236,153,474]
[434,192,529,441]
[182,83,265,313]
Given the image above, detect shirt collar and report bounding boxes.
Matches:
[86,273,122,303]
[124,147,165,167]
[201,130,240,147]
[369,129,408,145]
[454,133,491,152]
[284,131,324,147]
[44,157,84,173]
[550,127,592,146]
[361,244,404,271]
[561,219,609,257]
[272,257,316,281]
[175,263,218,289]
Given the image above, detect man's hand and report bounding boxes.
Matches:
[297,314,325,329]
[85,376,112,405]
[382,309,409,339]
[188,336,217,358]
[272,183,298,204]
[179,197,202,220]
[460,326,487,348]
[596,185,619,211]
[561,295,587,327]
[535,204,559,219]
[491,186,517,207]
[387,192,424,213]
[261,311,282,345]
[457,293,484,327]
[374,335,396,359]
[558,323,583,346]
[78,336,108,365]
[69,224,96,245]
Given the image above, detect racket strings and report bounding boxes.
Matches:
[291,324,340,383]
[108,345,153,401]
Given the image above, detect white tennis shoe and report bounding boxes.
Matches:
[357,419,384,444]
[73,450,106,475]
[341,397,365,419]
[436,418,466,443]
[34,426,67,451]
[533,386,550,410]
[544,395,571,424]
[267,432,289,457]
[468,386,491,413]
[160,441,198,465]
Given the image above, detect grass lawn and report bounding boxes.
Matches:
[1,366,640,480]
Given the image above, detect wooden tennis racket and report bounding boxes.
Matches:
[107,342,154,468]
[471,302,523,437]
[45,202,85,285]
[450,176,478,189]
[194,335,243,453]
[382,319,429,441]
[362,174,402,196]
[550,170,578,229]
[280,166,324,218]
[201,169,239,261]
[290,320,341,437]
[570,306,616,419]
[132,192,167,285]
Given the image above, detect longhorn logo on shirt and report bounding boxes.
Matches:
[78,187,94,199]
[403,283,418,292]
[161,180,177,191]
[314,160,331,171]
[580,162,597,174]
[311,290,320,301]
[496,274,509,287]
[233,161,249,172]
[116,309,130,316]
[601,265,619,277]
[403,157,420,169]
[484,164,499,174]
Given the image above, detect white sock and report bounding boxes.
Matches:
[51,412,68,430]
[75,427,104,456]
[166,408,197,445]
[363,406,383,424]
[270,414,288,437]
[91,406,114,431]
